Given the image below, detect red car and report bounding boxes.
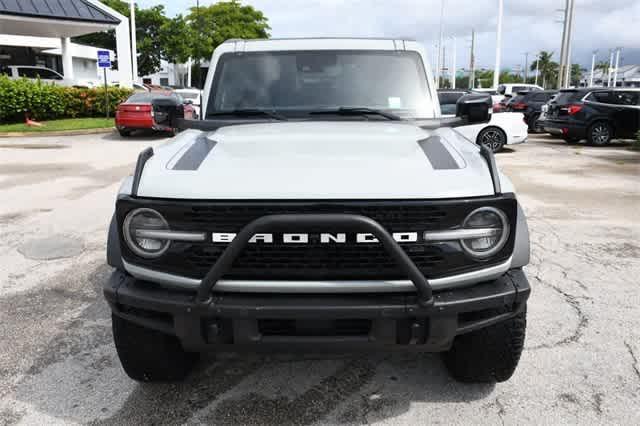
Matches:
[115,92,196,137]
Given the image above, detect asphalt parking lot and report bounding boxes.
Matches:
[0,131,639,425]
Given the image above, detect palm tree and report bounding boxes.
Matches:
[595,60,610,81]
[530,51,557,89]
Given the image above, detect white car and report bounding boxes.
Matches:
[3,65,95,87]
[174,88,202,118]
[104,38,531,385]
[439,90,528,152]
[497,83,544,98]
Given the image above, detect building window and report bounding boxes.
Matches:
[159,77,169,86]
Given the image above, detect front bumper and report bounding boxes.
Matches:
[104,268,530,352]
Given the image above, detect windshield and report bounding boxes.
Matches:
[206,50,434,119]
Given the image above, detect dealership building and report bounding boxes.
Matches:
[0,0,133,87]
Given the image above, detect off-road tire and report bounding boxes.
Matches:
[112,314,198,382]
[442,310,526,383]
[587,121,612,146]
[118,128,131,137]
[529,113,542,133]
[477,127,506,153]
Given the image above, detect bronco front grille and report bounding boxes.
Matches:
[116,197,517,282]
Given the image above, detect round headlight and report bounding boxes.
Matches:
[123,208,170,258]
[460,207,509,259]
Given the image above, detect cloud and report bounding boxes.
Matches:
[137,0,640,68]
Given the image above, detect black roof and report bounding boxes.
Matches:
[0,0,119,24]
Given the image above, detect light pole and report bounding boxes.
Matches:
[451,36,457,89]
[436,0,445,88]
[130,0,138,82]
[557,0,569,88]
[612,48,621,87]
[563,0,575,88]
[534,53,540,86]
[589,50,597,87]
[607,49,614,87]
[493,0,503,88]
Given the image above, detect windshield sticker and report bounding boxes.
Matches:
[388,97,402,108]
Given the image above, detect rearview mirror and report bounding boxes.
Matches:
[456,94,492,124]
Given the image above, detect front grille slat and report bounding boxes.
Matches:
[117,198,517,282]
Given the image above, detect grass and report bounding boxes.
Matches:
[0,117,114,133]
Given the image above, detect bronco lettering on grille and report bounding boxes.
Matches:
[211,232,420,244]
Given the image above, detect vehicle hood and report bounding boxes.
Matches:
[135,121,498,199]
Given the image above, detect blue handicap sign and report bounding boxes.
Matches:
[97,50,111,68]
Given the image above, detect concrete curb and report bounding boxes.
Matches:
[0,127,115,138]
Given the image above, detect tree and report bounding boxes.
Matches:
[530,51,558,89]
[159,15,194,65]
[187,1,270,62]
[570,64,584,87]
[73,0,169,76]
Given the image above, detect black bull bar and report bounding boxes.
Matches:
[196,214,435,307]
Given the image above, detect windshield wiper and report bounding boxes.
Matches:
[308,107,402,121]
[207,109,288,121]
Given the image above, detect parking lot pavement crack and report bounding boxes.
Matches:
[528,274,589,350]
[625,341,640,383]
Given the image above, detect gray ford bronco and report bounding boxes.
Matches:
[105,38,530,383]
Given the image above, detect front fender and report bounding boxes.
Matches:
[106,213,124,270]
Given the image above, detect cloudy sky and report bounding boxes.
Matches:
[138,0,640,71]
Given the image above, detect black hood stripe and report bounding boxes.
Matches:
[173,136,217,170]
[417,136,460,170]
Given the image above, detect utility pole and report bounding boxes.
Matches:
[589,50,597,87]
[130,0,138,82]
[607,49,614,87]
[436,0,445,88]
[442,46,447,87]
[524,52,529,82]
[469,29,475,89]
[557,0,569,88]
[563,0,575,87]
[451,36,457,89]
[493,0,503,88]
[612,48,621,87]
[534,53,540,86]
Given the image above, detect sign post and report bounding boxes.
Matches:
[97,50,111,119]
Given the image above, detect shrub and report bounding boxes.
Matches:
[0,75,132,123]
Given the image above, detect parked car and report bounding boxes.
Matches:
[174,88,202,118]
[506,90,557,132]
[105,38,531,384]
[541,88,640,145]
[472,88,503,112]
[438,89,528,152]
[497,83,543,98]
[2,65,96,87]
[115,92,196,137]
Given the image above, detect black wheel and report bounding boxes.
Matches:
[118,128,131,137]
[587,121,612,146]
[529,113,542,133]
[112,314,198,382]
[442,310,527,383]
[477,127,507,153]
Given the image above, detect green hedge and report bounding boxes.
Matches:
[0,75,132,123]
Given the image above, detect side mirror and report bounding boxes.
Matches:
[456,94,492,124]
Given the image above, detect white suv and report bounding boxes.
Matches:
[104,38,531,385]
